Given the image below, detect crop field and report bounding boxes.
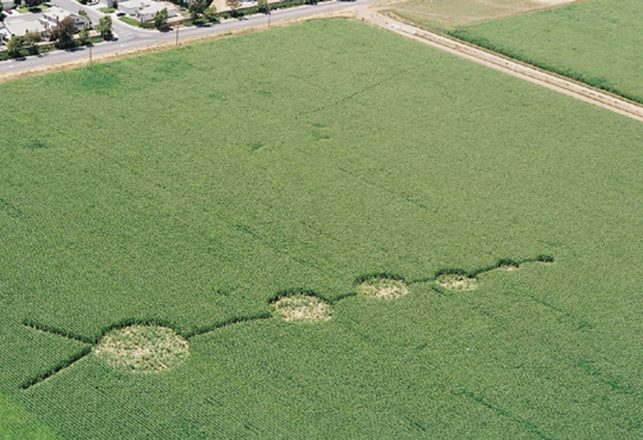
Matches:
[0,18,642,439]
[388,0,575,29]
[447,0,643,103]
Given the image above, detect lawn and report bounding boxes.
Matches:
[17,5,50,14]
[118,15,143,27]
[0,18,642,439]
[447,0,643,103]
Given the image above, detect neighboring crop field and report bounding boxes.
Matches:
[448,0,643,103]
[0,393,59,439]
[389,0,575,29]
[1,18,642,439]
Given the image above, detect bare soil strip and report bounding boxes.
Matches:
[361,11,643,123]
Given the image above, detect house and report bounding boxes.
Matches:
[39,6,91,31]
[118,0,176,22]
[0,25,9,42]
[1,0,16,11]
[118,0,149,17]
[138,2,176,22]
[0,14,46,40]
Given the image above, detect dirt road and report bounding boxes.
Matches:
[361,11,643,123]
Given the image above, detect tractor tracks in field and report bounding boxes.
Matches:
[360,11,643,123]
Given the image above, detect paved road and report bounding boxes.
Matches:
[3,0,641,123]
[0,0,371,77]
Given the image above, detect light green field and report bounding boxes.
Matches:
[448,0,643,103]
[389,0,573,29]
[0,18,642,439]
[0,393,59,440]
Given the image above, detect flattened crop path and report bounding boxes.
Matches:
[362,11,643,122]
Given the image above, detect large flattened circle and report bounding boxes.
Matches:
[94,325,189,373]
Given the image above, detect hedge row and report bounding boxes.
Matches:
[218,0,329,20]
[447,28,643,105]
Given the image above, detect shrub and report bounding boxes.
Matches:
[97,15,113,40]
[204,7,219,22]
[50,16,77,49]
[447,28,643,105]
[24,31,41,55]
[7,36,24,58]
[257,0,269,13]
[153,7,169,30]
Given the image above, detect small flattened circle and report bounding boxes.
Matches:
[358,277,409,299]
[273,294,332,322]
[436,274,478,291]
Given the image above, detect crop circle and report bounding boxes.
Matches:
[273,294,331,322]
[94,325,189,373]
[358,277,409,299]
[436,274,478,291]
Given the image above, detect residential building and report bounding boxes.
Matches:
[119,0,176,22]
[39,6,90,30]
[0,15,46,41]
[1,0,16,11]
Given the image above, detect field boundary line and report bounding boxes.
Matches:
[362,12,643,123]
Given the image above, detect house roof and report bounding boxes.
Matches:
[118,0,151,9]
[42,6,78,21]
[140,2,174,14]
[3,16,46,36]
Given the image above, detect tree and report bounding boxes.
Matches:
[203,4,218,22]
[50,16,77,49]
[257,0,269,13]
[24,0,43,8]
[7,36,24,58]
[24,31,42,54]
[225,0,241,14]
[188,0,212,19]
[78,9,92,28]
[153,8,168,30]
[78,26,90,45]
[97,15,113,40]
[25,31,42,44]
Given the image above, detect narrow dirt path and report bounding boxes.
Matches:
[360,11,643,123]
